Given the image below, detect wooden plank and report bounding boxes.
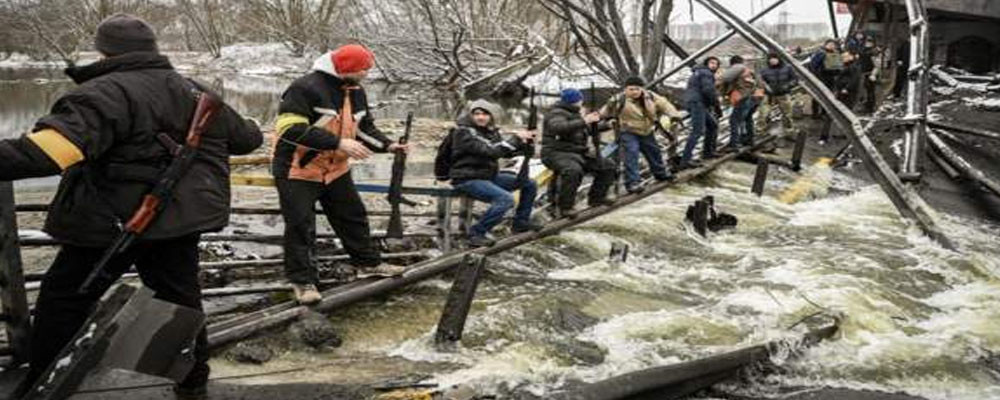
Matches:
[434,254,487,344]
[206,135,780,349]
[927,132,1000,197]
[0,181,30,365]
[696,0,956,250]
[752,159,769,196]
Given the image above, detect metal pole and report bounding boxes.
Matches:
[827,0,840,38]
[0,182,31,365]
[900,0,930,181]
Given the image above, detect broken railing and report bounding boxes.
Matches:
[694,0,956,250]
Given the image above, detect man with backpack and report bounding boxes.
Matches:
[810,39,844,118]
[435,99,540,248]
[272,44,409,305]
[0,14,263,399]
[600,76,683,194]
[680,57,722,170]
[542,88,616,218]
[720,55,764,150]
[758,52,799,138]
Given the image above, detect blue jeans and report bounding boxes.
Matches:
[621,132,670,185]
[730,97,758,146]
[453,173,537,237]
[682,101,719,162]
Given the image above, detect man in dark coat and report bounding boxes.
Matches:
[679,56,722,169]
[0,14,262,399]
[541,89,615,217]
[445,99,540,247]
[272,44,409,305]
[758,52,799,136]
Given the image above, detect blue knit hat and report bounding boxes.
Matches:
[560,88,584,105]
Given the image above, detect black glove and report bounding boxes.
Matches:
[713,104,723,118]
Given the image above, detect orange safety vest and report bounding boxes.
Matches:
[283,86,359,184]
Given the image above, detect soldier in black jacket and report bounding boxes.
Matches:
[445,100,540,247]
[272,44,409,304]
[541,89,615,218]
[0,14,262,399]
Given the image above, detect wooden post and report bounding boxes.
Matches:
[458,196,474,235]
[752,159,769,196]
[790,129,808,172]
[436,195,453,252]
[434,254,487,344]
[0,181,30,365]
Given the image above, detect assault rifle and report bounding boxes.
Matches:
[589,82,602,157]
[386,112,417,238]
[80,92,222,294]
[515,88,538,187]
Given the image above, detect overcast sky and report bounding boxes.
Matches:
[673,0,854,25]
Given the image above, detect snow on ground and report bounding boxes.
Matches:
[962,95,1000,111]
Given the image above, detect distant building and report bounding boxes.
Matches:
[670,21,833,43]
[836,0,1000,73]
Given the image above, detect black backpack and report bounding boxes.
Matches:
[434,129,456,181]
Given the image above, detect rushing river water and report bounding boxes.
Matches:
[3,67,999,399]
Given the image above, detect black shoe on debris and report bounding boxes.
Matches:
[654,173,675,182]
[468,234,496,248]
[512,221,545,234]
[560,208,580,219]
[679,160,703,170]
[588,197,615,207]
[626,183,645,194]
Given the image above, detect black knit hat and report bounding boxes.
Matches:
[624,76,645,87]
[95,13,158,56]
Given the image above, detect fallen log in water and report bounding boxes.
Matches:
[557,322,839,400]
[927,132,1000,198]
[205,135,778,350]
[927,120,1000,142]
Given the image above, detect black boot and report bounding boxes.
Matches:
[512,221,545,233]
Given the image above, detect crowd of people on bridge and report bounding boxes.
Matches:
[0,11,895,399]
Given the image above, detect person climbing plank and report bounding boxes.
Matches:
[271,44,410,305]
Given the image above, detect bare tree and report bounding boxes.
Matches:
[239,0,343,57]
[537,0,674,84]
[175,0,231,58]
[0,0,156,64]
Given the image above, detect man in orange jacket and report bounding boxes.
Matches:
[272,44,408,305]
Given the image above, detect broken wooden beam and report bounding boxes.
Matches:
[13,204,439,219]
[206,135,779,349]
[927,132,1000,198]
[557,322,839,400]
[927,120,1000,142]
[434,254,487,345]
[752,159,769,196]
[695,0,956,250]
[19,231,441,247]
